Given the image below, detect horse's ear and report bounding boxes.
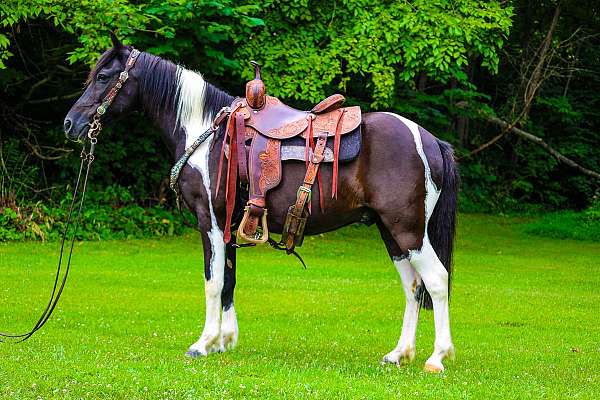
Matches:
[110,31,123,49]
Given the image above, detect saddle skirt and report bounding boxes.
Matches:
[224,126,362,163]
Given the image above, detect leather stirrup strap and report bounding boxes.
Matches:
[215,103,241,198]
[285,133,328,250]
[317,167,324,212]
[304,115,314,213]
[223,114,240,243]
[298,133,327,210]
[331,108,346,199]
[304,115,314,168]
[235,112,248,184]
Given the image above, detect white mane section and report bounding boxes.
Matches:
[176,68,209,146]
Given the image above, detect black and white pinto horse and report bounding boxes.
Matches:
[64,37,458,372]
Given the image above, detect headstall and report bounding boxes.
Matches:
[87,48,141,142]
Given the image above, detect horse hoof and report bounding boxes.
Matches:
[423,363,444,373]
[381,355,400,366]
[185,349,206,358]
[381,347,415,366]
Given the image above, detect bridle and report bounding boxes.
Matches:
[87,48,140,141]
[0,48,141,343]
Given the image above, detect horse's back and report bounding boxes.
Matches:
[362,112,444,189]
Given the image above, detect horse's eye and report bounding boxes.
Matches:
[97,73,110,82]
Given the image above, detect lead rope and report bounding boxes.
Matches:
[0,138,97,342]
[0,47,140,343]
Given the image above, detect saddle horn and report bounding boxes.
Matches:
[250,61,261,80]
[246,61,266,109]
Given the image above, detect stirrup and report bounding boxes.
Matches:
[237,206,269,244]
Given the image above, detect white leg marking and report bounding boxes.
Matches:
[382,257,421,365]
[385,112,453,372]
[409,240,454,372]
[176,69,229,356]
[220,306,239,351]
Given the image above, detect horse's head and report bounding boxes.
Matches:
[64,34,141,141]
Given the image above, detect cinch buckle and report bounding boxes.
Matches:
[211,106,232,130]
[297,186,311,202]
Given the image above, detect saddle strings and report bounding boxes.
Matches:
[0,140,96,342]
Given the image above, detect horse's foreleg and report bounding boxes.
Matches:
[186,228,226,357]
[382,257,421,365]
[409,239,454,372]
[219,239,238,351]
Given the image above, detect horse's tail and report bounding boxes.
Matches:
[422,139,459,309]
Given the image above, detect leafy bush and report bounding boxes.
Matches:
[0,185,191,241]
[524,199,600,242]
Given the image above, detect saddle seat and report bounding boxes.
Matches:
[216,62,362,251]
[238,96,361,140]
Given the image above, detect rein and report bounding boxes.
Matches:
[0,48,140,342]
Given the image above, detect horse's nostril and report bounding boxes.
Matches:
[63,118,73,134]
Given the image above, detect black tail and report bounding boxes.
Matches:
[421,139,459,309]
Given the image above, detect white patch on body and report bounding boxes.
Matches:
[383,113,453,372]
[176,68,228,356]
[383,112,440,236]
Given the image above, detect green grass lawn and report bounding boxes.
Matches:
[1,214,599,399]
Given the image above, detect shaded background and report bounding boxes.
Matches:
[1,0,599,240]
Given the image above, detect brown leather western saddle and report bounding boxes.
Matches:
[215,62,361,252]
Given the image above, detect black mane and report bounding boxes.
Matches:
[137,51,234,125]
[88,47,234,131]
[137,51,180,121]
[203,82,234,124]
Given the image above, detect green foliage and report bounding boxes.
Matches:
[0,138,40,205]
[524,199,600,242]
[0,0,598,237]
[237,0,512,107]
[536,96,583,125]
[0,0,262,72]
[0,185,190,241]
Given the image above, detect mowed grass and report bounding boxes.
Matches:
[0,214,599,399]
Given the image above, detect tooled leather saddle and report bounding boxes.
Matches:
[215,62,362,252]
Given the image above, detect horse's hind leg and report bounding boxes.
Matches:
[376,215,453,371]
[378,223,422,365]
[408,239,454,372]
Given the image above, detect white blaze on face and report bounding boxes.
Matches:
[177,67,226,355]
